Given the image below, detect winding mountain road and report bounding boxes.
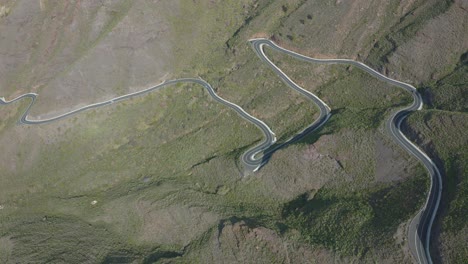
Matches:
[0,78,276,172]
[0,38,440,264]
[250,39,441,264]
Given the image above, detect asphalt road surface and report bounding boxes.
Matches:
[1,38,441,264]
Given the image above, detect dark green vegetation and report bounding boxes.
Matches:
[283,174,427,256]
[0,0,466,263]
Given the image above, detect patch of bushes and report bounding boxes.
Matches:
[281,174,428,256]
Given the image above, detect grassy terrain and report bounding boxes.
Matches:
[282,173,428,256]
[0,0,465,263]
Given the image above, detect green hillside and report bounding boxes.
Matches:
[0,0,466,263]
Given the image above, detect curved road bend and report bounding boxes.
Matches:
[246,40,332,170]
[250,38,441,264]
